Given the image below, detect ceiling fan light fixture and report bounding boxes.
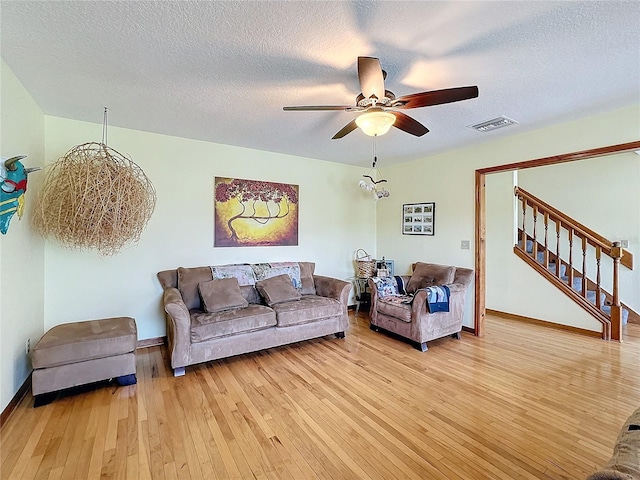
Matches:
[355,109,396,136]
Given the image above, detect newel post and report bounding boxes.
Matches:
[610,242,623,341]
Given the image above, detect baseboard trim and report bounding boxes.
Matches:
[462,326,475,335]
[486,309,602,338]
[137,336,166,349]
[1,373,31,428]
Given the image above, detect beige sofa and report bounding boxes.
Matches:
[368,262,473,351]
[157,262,351,376]
[586,406,640,480]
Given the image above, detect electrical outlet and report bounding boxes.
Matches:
[26,338,30,355]
[461,240,470,250]
[621,240,629,248]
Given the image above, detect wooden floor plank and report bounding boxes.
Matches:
[2,400,55,479]
[1,313,638,480]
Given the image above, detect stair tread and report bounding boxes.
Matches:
[602,305,629,325]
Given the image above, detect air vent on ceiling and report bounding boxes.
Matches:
[468,116,518,133]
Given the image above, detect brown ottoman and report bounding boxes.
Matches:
[31,317,137,404]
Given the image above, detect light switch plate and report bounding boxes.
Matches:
[621,240,629,248]
[461,240,470,250]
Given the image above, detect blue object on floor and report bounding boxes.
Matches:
[116,374,137,386]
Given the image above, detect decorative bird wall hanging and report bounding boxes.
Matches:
[0,155,41,234]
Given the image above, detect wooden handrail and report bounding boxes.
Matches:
[515,186,633,270]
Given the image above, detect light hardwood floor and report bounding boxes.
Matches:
[2,313,639,479]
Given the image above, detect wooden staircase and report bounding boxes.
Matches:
[514,187,636,340]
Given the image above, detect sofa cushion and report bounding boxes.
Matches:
[299,262,316,295]
[198,278,248,313]
[253,263,302,289]
[177,266,213,310]
[190,305,276,342]
[406,263,456,293]
[32,317,137,369]
[211,264,257,286]
[271,295,342,327]
[256,274,302,306]
[240,285,262,305]
[377,297,413,323]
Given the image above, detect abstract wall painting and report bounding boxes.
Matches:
[214,177,299,247]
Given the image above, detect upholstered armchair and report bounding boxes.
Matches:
[367,262,473,351]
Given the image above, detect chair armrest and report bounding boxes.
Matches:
[412,283,469,318]
[162,287,191,369]
[446,283,468,294]
[313,275,352,307]
[410,289,429,317]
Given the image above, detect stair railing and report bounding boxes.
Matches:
[514,187,633,341]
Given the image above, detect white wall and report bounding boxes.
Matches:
[378,105,640,329]
[0,60,45,411]
[43,117,376,340]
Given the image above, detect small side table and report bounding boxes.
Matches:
[353,277,371,316]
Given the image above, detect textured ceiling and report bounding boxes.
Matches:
[2,1,639,167]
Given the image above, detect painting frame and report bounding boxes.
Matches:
[402,202,435,236]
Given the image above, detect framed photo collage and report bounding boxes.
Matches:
[402,202,435,236]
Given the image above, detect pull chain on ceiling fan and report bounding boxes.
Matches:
[283,57,479,139]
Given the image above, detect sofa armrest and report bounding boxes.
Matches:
[313,275,352,307]
[162,287,191,369]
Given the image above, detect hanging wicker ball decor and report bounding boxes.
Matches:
[33,109,156,256]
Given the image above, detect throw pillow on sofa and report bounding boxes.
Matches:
[177,266,214,310]
[406,263,456,293]
[256,274,302,306]
[198,277,249,313]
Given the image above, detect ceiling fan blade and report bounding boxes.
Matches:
[358,56,385,100]
[392,111,429,137]
[283,105,353,111]
[332,120,358,139]
[393,86,479,110]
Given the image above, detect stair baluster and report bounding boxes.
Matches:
[611,242,622,341]
[568,229,574,288]
[595,246,602,309]
[532,205,539,261]
[555,220,561,278]
[521,197,527,252]
[581,236,588,298]
[543,212,549,268]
